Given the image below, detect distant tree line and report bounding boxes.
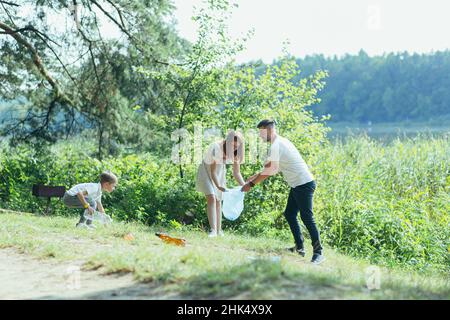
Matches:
[256,50,450,123]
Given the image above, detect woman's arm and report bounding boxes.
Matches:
[232,161,245,186]
[210,160,226,192]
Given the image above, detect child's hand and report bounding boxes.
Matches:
[217,186,226,192]
[87,206,95,214]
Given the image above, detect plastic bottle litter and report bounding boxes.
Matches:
[155,232,186,246]
[222,187,245,221]
[123,233,135,241]
[84,210,113,225]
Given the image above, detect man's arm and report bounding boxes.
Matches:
[241,161,279,192]
[245,173,259,183]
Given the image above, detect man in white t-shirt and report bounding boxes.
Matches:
[241,120,324,264]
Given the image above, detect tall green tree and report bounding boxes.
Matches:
[138,0,253,176]
[0,0,187,158]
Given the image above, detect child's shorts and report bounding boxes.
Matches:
[63,192,97,225]
[63,192,96,208]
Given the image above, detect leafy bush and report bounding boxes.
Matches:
[0,134,448,272]
[313,134,450,272]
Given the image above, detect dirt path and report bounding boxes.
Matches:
[0,248,179,300]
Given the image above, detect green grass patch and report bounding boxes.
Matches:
[0,209,449,299]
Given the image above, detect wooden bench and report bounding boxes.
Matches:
[32,184,66,214]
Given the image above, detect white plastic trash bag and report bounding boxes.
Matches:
[222,187,245,221]
[84,211,113,225]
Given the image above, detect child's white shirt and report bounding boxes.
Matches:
[67,182,102,202]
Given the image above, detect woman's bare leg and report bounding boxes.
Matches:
[206,194,217,232]
[216,199,222,233]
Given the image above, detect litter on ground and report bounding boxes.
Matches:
[155,232,186,246]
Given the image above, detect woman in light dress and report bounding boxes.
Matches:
[196,130,245,237]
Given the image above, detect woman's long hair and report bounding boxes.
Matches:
[223,130,245,163]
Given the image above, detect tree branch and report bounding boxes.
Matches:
[0,1,19,7]
[12,25,60,47]
[0,21,72,105]
[90,0,172,66]
[8,25,79,86]
[0,1,15,25]
[76,26,106,103]
[104,0,127,32]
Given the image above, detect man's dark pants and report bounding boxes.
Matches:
[284,180,323,254]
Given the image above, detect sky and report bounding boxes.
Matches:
[172,0,450,63]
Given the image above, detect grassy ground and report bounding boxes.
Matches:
[0,209,449,299]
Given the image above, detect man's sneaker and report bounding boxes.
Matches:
[218,230,224,237]
[311,253,325,265]
[288,246,306,257]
